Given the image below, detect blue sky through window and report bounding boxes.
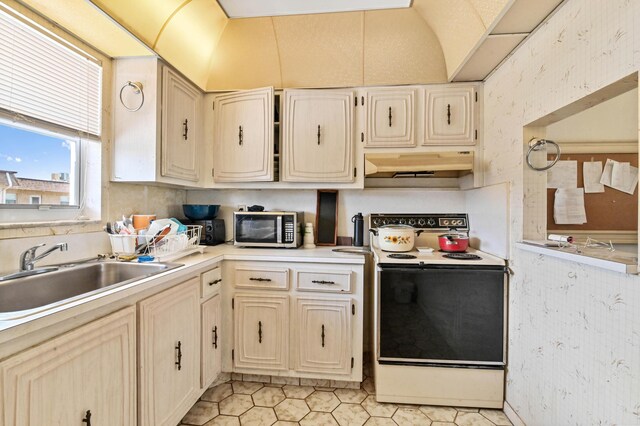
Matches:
[0,123,71,181]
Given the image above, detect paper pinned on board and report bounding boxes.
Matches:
[554,188,587,224]
[600,159,638,195]
[547,160,577,189]
[583,161,605,193]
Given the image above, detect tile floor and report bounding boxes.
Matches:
[180,372,513,426]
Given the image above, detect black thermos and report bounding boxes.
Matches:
[352,212,364,246]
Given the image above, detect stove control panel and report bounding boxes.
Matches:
[369,213,469,231]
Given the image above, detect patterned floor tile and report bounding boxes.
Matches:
[203,383,233,402]
[332,403,370,426]
[219,394,254,416]
[204,415,241,426]
[392,407,432,426]
[364,417,397,426]
[253,386,286,407]
[300,411,339,426]
[334,388,368,404]
[479,409,512,425]
[419,406,457,422]
[283,385,315,399]
[305,391,340,412]
[361,395,397,417]
[182,401,220,425]
[239,406,277,426]
[361,377,376,394]
[430,423,456,426]
[455,412,495,426]
[273,422,300,426]
[233,381,264,395]
[275,399,311,422]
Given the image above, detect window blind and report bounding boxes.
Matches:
[0,7,102,138]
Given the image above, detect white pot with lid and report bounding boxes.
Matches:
[369,224,424,252]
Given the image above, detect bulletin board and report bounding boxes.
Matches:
[547,153,638,231]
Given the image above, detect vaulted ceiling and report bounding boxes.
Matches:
[13,0,563,91]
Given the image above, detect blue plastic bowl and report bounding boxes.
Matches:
[182,204,220,220]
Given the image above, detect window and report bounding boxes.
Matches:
[0,4,102,220]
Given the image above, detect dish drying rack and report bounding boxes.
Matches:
[110,225,204,262]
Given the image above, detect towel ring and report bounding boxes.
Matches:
[526,138,561,171]
[119,81,144,112]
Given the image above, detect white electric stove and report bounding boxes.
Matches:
[369,213,507,409]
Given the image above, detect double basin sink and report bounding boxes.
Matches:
[0,261,181,320]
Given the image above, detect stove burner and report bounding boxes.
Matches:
[443,253,482,260]
[387,253,417,259]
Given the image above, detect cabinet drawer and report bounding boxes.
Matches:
[202,266,222,298]
[235,266,289,290]
[296,270,352,293]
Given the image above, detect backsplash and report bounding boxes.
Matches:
[484,0,640,424]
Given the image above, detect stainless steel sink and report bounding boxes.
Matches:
[0,261,182,319]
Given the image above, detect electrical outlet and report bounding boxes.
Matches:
[237,204,247,212]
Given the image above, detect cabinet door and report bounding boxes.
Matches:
[233,294,288,371]
[139,278,200,426]
[424,87,475,145]
[201,294,222,388]
[294,297,352,375]
[0,307,136,426]
[213,87,274,182]
[162,66,201,181]
[282,90,354,182]
[365,88,416,147]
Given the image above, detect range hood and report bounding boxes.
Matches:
[364,151,474,178]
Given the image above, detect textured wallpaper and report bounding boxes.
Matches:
[483,0,640,424]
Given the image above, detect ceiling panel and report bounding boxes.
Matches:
[217,0,410,18]
[452,33,527,81]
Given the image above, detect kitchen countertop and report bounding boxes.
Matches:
[0,244,368,351]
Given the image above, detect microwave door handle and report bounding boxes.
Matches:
[276,216,282,243]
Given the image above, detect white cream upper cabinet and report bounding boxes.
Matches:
[201,293,222,388]
[282,89,355,182]
[293,297,353,376]
[162,67,201,182]
[364,87,417,148]
[138,278,200,426]
[0,307,136,426]
[213,87,274,182]
[233,293,289,371]
[424,86,476,145]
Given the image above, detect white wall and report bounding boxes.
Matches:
[187,188,467,245]
[484,0,640,424]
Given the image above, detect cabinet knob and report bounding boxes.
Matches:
[82,410,92,426]
[447,104,451,125]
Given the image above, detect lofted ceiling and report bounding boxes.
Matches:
[9,0,565,91]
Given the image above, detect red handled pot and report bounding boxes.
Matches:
[438,232,469,253]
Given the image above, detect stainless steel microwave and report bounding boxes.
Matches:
[233,211,304,248]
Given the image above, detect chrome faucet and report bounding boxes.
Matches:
[20,242,68,271]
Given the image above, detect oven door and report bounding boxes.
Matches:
[377,264,506,366]
[234,214,283,246]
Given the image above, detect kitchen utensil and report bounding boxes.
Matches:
[352,212,364,247]
[182,204,220,220]
[136,225,171,254]
[438,232,469,252]
[369,224,424,252]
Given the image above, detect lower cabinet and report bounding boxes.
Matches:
[138,278,200,426]
[0,307,136,426]
[294,297,353,375]
[201,293,222,388]
[233,294,289,371]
